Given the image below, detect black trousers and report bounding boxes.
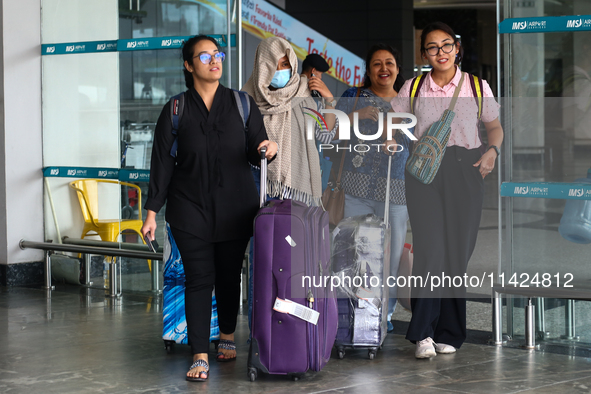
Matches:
[170,226,249,354]
[405,146,484,348]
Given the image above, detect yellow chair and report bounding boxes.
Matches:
[69,179,150,270]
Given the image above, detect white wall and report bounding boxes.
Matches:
[0,0,44,264]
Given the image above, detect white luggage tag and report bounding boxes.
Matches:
[285,235,297,247]
[273,297,319,325]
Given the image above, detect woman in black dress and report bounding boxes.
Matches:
[141,35,277,382]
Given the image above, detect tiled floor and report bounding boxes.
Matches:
[2,285,591,394]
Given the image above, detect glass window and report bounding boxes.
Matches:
[41,0,232,294]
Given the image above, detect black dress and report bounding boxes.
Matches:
[145,84,269,242]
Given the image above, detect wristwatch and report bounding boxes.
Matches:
[487,145,500,157]
[323,97,337,107]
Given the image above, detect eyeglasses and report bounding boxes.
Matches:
[425,43,455,56]
[193,52,226,64]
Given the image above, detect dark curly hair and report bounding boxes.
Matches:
[362,44,405,93]
[181,35,221,89]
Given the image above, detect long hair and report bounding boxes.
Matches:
[181,35,221,89]
[420,22,463,65]
[362,44,405,93]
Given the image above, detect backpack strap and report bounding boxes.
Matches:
[169,92,185,157]
[232,89,250,127]
[231,89,251,153]
[468,74,483,120]
[410,74,426,115]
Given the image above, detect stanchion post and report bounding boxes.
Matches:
[83,254,93,287]
[151,260,162,294]
[43,251,55,290]
[492,290,503,345]
[108,257,121,298]
[524,298,536,349]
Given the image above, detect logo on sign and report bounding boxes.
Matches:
[98,170,107,177]
[97,44,106,50]
[50,169,59,176]
[46,46,55,53]
[162,39,172,47]
[65,46,75,52]
[67,170,76,176]
[304,107,416,153]
[127,41,137,49]
[568,188,584,197]
[512,21,527,30]
[567,19,583,28]
[129,173,139,180]
[514,186,529,195]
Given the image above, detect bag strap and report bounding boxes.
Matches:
[384,155,392,227]
[231,89,251,154]
[231,89,251,128]
[468,74,483,120]
[169,92,185,157]
[352,87,361,112]
[335,87,362,185]
[447,72,466,112]
[410,74,426,114]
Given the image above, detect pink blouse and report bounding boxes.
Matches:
[390,66,500,149]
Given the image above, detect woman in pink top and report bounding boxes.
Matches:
[390,22,504,359]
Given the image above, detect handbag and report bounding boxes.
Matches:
[406,72,466,184]
[396,243,413,311]
[321,88,361,226]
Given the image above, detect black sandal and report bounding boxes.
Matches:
[216,339,237,362]
[186,359,209,382]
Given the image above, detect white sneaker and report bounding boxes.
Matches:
[435,343,456,354]
[415,337,437,359]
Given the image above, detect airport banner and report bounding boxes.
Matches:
[500,15,591,34]
[241,0,364,86]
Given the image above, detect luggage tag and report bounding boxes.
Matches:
[273,298,319,325]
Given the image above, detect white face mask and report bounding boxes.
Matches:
[270,69,291,88]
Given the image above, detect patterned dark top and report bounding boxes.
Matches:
[334,87,412,205]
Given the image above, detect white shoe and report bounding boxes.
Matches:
[415,337,437,359]
[435,343,456,354]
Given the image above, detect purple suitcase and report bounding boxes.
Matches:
[248,148,338,382]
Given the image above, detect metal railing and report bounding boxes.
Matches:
[19,239,163,298]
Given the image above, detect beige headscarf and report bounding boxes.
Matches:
[242,37,322,206]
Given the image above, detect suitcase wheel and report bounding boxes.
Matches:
[337,349,345,359]
[289,373,303,381]
[164,340,174,353]
[248,367,258,382]
[368,348,378,360]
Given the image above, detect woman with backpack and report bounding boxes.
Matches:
[390,22,503,358]
[141,35,277,382]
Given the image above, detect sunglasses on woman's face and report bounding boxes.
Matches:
[193,52,226,65]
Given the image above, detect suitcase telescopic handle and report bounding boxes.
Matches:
[260,146,267,208]
[384,155,392,228]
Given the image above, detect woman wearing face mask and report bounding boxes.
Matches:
[242,36,338,205]
[333,44,410,333]
[141,35,277,382]
[390,22,503,358]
